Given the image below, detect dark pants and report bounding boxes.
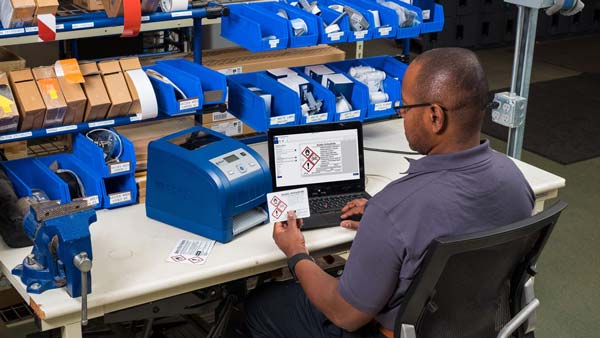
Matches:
[245,282,386,338]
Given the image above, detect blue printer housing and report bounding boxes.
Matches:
[146,127,272,243]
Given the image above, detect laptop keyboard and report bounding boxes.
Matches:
[309,193,368,213]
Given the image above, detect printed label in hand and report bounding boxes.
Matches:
[266,188,310,223]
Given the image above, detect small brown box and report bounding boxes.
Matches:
[32,66,67,127]
[0,47,26,74]
[80,62,111,122]
[98,60,132,118]
[72,0,103,10]
[119,57,142,116]
[33,0,58,24]
[57,76,87,125]
[0,72,20,133]
[0,0,35,29]
[8,68,46,131]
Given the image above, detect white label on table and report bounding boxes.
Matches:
[88,120,115,128]
[83,195,100,206]
[179,98,199,110]
[167,239,216,265]
[0,131,32,141]
[46,125,78,134]
[141,16,150,21]
[354,30,367,39]
[378,27,392,36]
[0,28,24,36]
[422,10,430,20]
[171,11,192,18]
[208,120,243,136]
[217,66,243,75]
[270,114,295,125]
[56,24,64,30]
[328,31,344,41]
[130,115,142,122]
[109,161,131,175]
[72,22,94,29]
[25,27,38,32]
[306,113,328,124]
[340,110,360,120]
[109,191,132,205]
[374,101,392,111]
[269,39,280,48]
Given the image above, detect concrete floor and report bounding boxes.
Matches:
[2,35,599,338]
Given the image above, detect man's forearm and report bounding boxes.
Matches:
[295,260,371,331]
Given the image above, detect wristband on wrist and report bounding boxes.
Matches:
[287,253,315,281]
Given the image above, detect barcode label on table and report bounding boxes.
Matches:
[167,239,216,265]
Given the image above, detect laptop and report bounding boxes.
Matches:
[268,121,370,230]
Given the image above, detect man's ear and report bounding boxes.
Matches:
[428,104,446,134]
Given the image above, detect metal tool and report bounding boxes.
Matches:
[12,200,97,326]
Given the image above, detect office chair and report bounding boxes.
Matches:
[393,200,567,338]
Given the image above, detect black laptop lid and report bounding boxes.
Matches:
[267,122,365,197]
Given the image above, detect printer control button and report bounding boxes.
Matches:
[237,165,247,173]
[249,162,256,167]
[228,170,235,175]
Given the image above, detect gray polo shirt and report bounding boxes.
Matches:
[338,140,535,330]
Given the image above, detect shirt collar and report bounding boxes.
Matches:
[406,140,493,174]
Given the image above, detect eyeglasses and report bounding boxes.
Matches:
[397,102,448,114]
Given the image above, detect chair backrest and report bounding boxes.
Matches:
[393,200,567,338]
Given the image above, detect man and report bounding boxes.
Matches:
[246,48,535,338]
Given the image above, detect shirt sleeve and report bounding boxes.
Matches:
[338,201,405,315]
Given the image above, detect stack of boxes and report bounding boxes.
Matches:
[0,0,58,29]
[417,0,600,50]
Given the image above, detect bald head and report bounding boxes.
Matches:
[400,48,490,154]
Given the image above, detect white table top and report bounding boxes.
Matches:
[0,119,566,330]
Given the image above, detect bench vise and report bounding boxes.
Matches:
[12,200,96,324]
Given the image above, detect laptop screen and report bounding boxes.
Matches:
[271,126,362,190]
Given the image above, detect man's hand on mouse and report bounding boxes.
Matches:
[340,198,368,230]
[273,210,308,258]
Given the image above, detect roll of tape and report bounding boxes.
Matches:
[291,18,308,36]
[160,0,187,12]
[349,66,376,78]
[126,69,158,120]
[122,0,141,37]
[370,91,389,104]
[336,95,352,112]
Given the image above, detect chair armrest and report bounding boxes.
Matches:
[496,298,540,338]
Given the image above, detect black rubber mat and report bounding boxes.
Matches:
[482,73,600,164]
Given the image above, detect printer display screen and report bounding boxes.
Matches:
[224,154,239,163]
[169,132,220,151]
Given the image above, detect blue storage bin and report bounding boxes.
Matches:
[320,0,374,42]
[221,3,290,52]
[71,130,136,179]
[278,69,337,125]
[419,3,444,33]
[249,2,320,48]
[413,0,436,21]
[157,60,227,105]
[1,158,70,203]
[364,0,423,38]
[37,154,103,209]
[143,64,204,116]
[101,174,137,209]
[328,56,406,120]
[317,7,351,44]
[351,0,399,39]
[227,72,301,132]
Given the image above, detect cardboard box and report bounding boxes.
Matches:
[32,66,67,127]
[33,0,58,24]
[80,62,111,122]
[57,76,87,125]
[72,0,103,10]
[201,111,236,125]
[204,119,256,137]
[9,68,46,131]
[98,60,132,118]
[119,57,142,116]
[200,45,346,74]
[0,72,19,133]
[0,0,35,29]
[0,47,26,74]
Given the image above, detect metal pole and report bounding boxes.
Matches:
[193,18,202,64]
[510,6,525,93]
[507,7,539,159]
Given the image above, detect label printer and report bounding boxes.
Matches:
[146,127,272,243]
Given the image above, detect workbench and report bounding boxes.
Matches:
[0,118,566,338]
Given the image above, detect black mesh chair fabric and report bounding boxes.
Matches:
[394,201,567,338]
